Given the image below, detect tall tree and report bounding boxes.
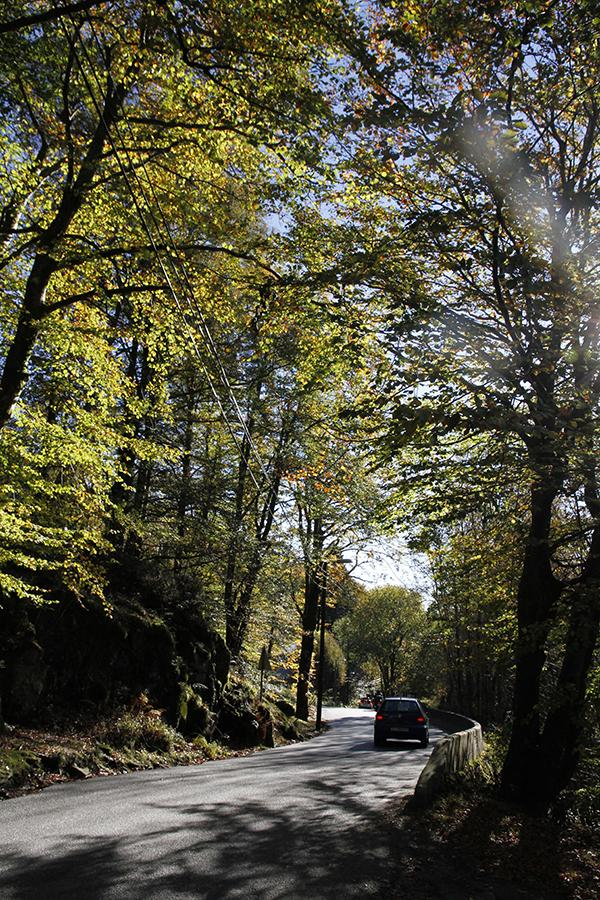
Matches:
[335,0,600,803]
[0,0,339,603]
[422,507,522,723]
[290,422,384,718]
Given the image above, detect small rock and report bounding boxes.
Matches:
[40,753,63,773]
[69,764,91,779]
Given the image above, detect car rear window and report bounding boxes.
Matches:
[381,699,419,714]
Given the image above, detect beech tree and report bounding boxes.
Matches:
[291,419,384,719]
[335,0,600,803]
[0,0,339,602]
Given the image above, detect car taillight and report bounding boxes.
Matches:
[376,714,383,721]
[416,716,425,723]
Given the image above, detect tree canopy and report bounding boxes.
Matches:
[1,0,600,810]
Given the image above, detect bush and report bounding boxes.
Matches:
[444,727,508,796]
[473,727,509,788]
[103,712,176,752]
[554,747,600,829]
[191,735,222,760]
[560,784,600,830]
[177,682,215,736]
[101,698,180,753]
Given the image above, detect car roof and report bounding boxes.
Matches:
[382,696,420,702]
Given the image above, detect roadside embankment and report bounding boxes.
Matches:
[0,697,313,800]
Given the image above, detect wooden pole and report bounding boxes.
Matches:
[259,645,270,701]
[315,561,328,731]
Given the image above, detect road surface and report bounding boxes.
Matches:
[0,707,444,899]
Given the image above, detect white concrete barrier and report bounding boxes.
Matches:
[411,708,484,807]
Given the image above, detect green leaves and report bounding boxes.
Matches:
[336,585,426,693]
[0,405,114,603]
[0,0,350,610]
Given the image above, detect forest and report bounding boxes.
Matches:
[0,0,599,824]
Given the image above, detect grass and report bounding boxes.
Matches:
[0,698,235,799]
[0,723,213,798]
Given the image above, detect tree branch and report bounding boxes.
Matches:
[0,1,105,34]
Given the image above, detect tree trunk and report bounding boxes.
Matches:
[132,347,153,516]
[177,404,194,537]
[111,339,141,509]
[0,253,56,427]
[226,554,260,661]
[110,341,151,554]
[225,410,292,659]
[295,567,321,720]
[173,399,194,575]
[0,79,126,429]
[501,481,563,802]
[295,517,324,720]
[537,522,600,798]
[224,422,253,656]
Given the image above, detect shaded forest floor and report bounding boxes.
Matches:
[383,790,600,900]
[0,713,317,800]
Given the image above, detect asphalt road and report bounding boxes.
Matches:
[0,707,444,899]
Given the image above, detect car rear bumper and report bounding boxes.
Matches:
[374,725,428,741]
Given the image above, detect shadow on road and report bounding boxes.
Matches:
[0,786,396,899]
[349,739,424,752]
[0,841,127,900]
[0,715,568,900]
[0,716,443,899]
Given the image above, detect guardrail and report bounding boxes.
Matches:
[411,707,484,807]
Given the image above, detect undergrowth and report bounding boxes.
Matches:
[101,709,182,754]
[454,725,600,832]
[0,694,228,798]
[1,689,314,799]
[391,729,600,900]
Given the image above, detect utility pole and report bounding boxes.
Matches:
[259,646,270,701]
[315,561,328,730]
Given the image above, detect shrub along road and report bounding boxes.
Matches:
[0,707,441,899]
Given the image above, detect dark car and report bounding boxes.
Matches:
[374,696,429,747]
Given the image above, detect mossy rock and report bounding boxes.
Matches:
[0,748,38,787]
[271,698,296,718]
[1,586,230,728]
[276,715,304,741]
[218,683,274,748]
